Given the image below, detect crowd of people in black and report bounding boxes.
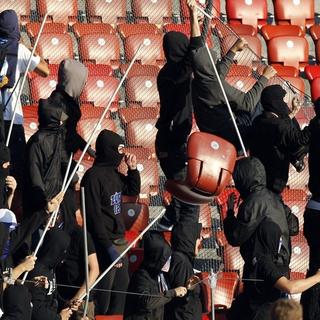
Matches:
[0,0,319,319]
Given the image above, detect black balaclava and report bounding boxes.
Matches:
[0,144,10,208]
[171,222,202,261]
[261,85,291,119]
[163,31,190,63]
[37,228,70,270]
[142,231,172,277]
[38,103,68,131]
[0,10,20,88]
[95,129,124,167]
[313,97,320,117]
[0,223,9,260]
[233,157,267,200]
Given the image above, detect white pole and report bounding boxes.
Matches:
[78,209,165,301]
[6,13,49,147]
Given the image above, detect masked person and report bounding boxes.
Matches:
[164,222,202,320]
[227,219,320,320]
[124,231,187,320]
[250,84,310,195]
[0,10,49,185]
[81,129,141,315]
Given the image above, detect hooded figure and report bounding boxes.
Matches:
[81,129,141,315]
[23,103,67,216]
[0,144,10,209]
[223,157,290,268]
[39,58,89,155]
[124,231,176,320]
[164,222,202,320]
[250,85,310,194]
[28,228,71,320]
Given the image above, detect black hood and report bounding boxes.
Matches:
[95,129,124,167]
[163,31,189,63]
[261,85,291,119]
[141,231,171,276]
[0,10,20,41]
[233,157,266,199]
[37,228,70,269]
[0,144,10,208]
[38,102,68,130]
[172,222,202,260]
[314,97,320,117]
[0,144,10,165]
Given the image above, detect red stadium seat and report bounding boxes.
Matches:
[95,316,123,320]
[0,1,30,24]
[80,105,105,120]
[226,75,257,93]
[226,0,268,30]
[23,104,38,118]
[229,24,257,36]
[37,33,73,64]
[121,202,149,233]
[119,64,160,77]
[199,204,213,239]
[26,22,67,38]
[119,107,159,125]
[224,245,244,277]
[117,24,161,39]
[294,107,314,129]
[73,23,115,38]
[122,147,155,160]
[85,64,113,77]
[310,77,320,101]
[37,0,78,24]
[23,105,39,142]
[87,0,126,24]
[79,34,120,68]
[287,161,309,190]
[289,239,309,274]
[278,76,305,95]
[267,36,309,71]
[227,65,252,77]
[126,76,159,107]
[216,187,241,220]
[80,76,120,112]
[310,25,320,41]
[270,65,299,78]
[305,65,320,81]
[124,34,165,66]
[132,0,173,24]
[215,272,239,309]
[274,0,314,29]
[29,75,57,102]
[180,0,220,22]
[261,25,305,41]
[315,39,320,63]
[128,247,144,275]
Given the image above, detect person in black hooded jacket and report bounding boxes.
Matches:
[164,222,202,320]
[124,231,187,320]
[81,129,140,315]
[250,84,310,194]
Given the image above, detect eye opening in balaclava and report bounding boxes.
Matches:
[163,31,190,63]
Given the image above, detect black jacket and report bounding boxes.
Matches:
[164,223,202,320]
[223,157,291,269]
[124,232,175,320]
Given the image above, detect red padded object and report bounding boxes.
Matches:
[0,0,30,24]
[261,25,304,41]
[119,64,160,77]
[23,115,38,142]
[311,77,320,101]
[305,65,320,81]
[199,204,213,239]
[310,25,320,41]
[224,245,244,277]
[226,0,267,30]
[287,160,309,190]
[29,76,57,102]
[227,65,252,77]
[73,23,115,38]
[85,64,113,77]
[37,33,73,64]
[216,187,241,220]
[226,75,257,93]
[268,36,309,71]
[37,0,78,24]
[274,0,314,28]
[124,34,165,66]
[128,247,144,275]
[122,147,154,160]
[166,133,236,204]
[180,0,220,21]
[118,24,161,39]
[80,105,105,119]
[79,34,120,68]
[132,0,173,24]
[121,202,149,232]
[119,107,159,125]
[126,76,159,107]
[26,22,67,38]
[215,272,239,309]
[229,24,257,36]
[271,65,299,77]
[289,239,309,273]
[95,316,123,320]
[23,104,38,118]
[87,0,126,24]
[279,76,305,95]
[80,76,120,112]
[295,107,314,129]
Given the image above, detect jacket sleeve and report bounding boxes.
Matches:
[120,169,141,196]
[279,122,310,151]
[81,175,113,251]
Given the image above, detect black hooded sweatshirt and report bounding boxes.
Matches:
[0,144,10,209]
[81,130,140,262]
[28,228,71,320]
[124,231,175,320]
[164,222,202,320]
[250,85,310,193]
[223,157,291,269]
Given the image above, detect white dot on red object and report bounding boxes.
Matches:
[211,141,220,150]
[51,37,59,45]
[287,40,294,48]
[245,0,253,5]
[97,80,104,88]
[78,165,84,173]
[291,205,299,214]
[49,80,57,88]
[293,0,300,5]
[128,209,135,217]
[145,80,152,88]
[137,163,144,172]
[30,122,37,130]
[236,80,244,89]
[145,123,153,132]
[130,255,137,263]
[98,38,106,46]
[293,246,301,255]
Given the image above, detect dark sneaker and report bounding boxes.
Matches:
[158,215,174,231]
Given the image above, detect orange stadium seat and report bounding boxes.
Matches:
[73,23,115,38]
[216,187,240,220]
[79,34,121,68]
[87,0,126,24]
[117,24,161,39]
[29,75,57,102]
[229,24,257,36]
[180,0,220,22]
[226,0,268,30]
[85,64,113,77]
[227,65,252,77]
[310,25,320,41]
[80,105,105,120]
[126,76,159,107]
[310,77,320,101]
[290,239,309,274]
[122,147,154,160]
[215,272,239,309]
[124,34,165,66]
[279,76,305,95]
[132,0,173,24]
[261,25,305,41]
[37,33,73,64]
[37,0,78,24]
[26,22,67,38]
[128,247,144,275]
[267,36,309,72]
[274,0,314,29]
[23,105,39,142]
[305,65,320,81]
[224,245,244,277]
[287,160,309,190]
[80,76,120,112]
[0,0,30,24]
[119,106,159,125]
[121,202,149,233]
[119,64,160,77]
